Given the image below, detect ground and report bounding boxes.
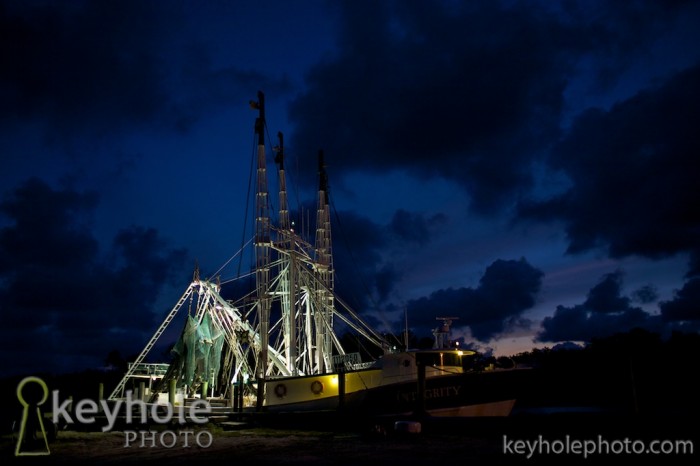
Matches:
[2,415,699,465]
[3,425,501,465]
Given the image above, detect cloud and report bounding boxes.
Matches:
[173,43,294,133]
[688,250,700,278]
[538,304,660,343]
[406,258,543,341]
[0,177,99,271]
[0,178,188,377]
[327,206,451,309]
[1,1,172,132]
[0,0,292,142]
[374,264,400,302]
[388,209,447,246]
[288,1,573,213]
[287,0,696,215]
[314,207,388,310]
[660,278,700,322]
[538,274,656,343]
[583,270,630,313]
[538,271,700,343]
[519,65,700,267]
[631,284,659,305]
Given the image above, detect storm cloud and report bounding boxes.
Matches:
[519,65,700,264]
[288,0,697,214]
[406,258,543,341]
[0,179,187,376]
[538,270,700,343]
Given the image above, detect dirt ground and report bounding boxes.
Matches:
[3,414,698,465]
[3,425,503,465]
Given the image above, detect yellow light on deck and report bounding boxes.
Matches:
[457,351,463,356]
[330,376,338,386]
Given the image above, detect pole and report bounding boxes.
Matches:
[252,90,270,410]
[415,360,426,418]
[338,366,346,412]
[98,383,104,413]
[169,379,176,406]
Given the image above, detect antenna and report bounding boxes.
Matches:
[404,307,409,348]
[433,317,459,349]
[436,317,459,328]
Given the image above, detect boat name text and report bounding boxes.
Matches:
[397,385,461,403]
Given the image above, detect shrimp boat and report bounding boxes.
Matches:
[108,92,524,419]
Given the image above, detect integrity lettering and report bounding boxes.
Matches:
[397,385,461,403]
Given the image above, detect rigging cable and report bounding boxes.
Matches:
[236,131,258,280]
[211,236,254,280]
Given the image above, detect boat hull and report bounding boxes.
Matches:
[260,367,527,418]
[360,368,525,417]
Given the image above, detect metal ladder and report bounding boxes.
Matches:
[108,282,197,400]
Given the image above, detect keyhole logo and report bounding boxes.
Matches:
[15,376,51,456]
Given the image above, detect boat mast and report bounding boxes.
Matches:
[252,91,271,407]
[275,132,298,376]
[275,132,291,237]
[314,150,334,373]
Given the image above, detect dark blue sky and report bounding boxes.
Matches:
[1,0,699,377]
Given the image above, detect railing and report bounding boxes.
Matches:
[332,352,372,371]
[126,362,170,377]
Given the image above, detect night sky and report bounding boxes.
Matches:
[2,0,699,378]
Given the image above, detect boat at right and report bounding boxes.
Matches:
[108,91,529,423]
[341,317,529,419]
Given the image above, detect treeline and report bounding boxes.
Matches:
[506,328,700,416]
